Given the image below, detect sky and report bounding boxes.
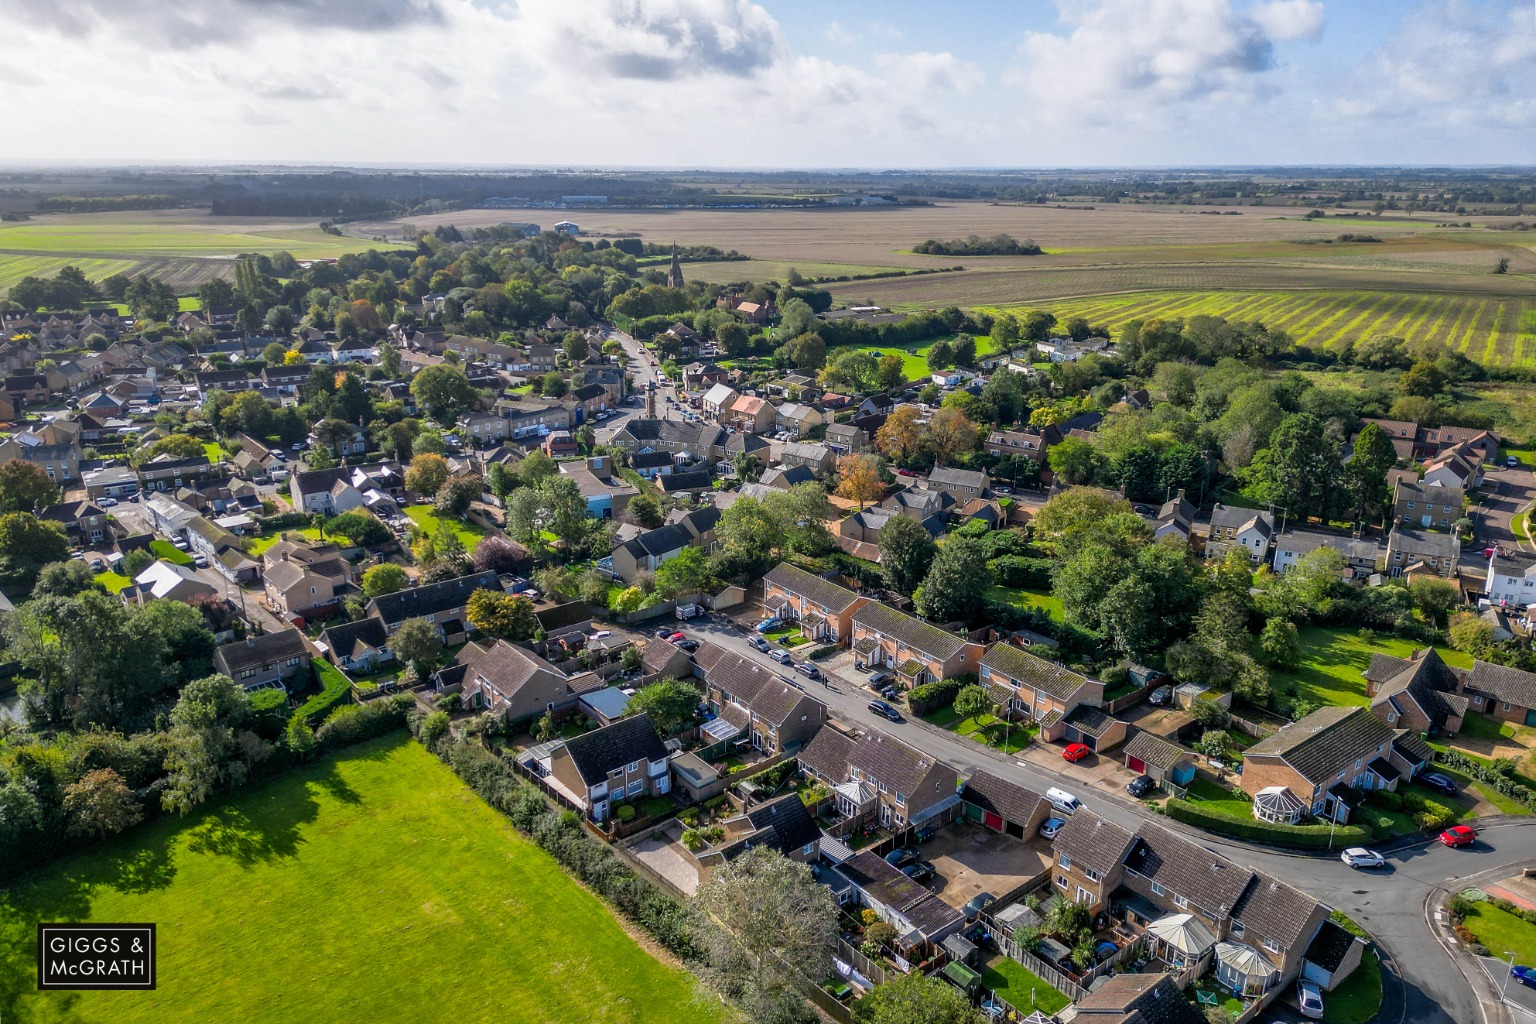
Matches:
[5,0,1536,168]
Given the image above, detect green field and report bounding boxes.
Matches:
[1004,290,1536,367]
[1268,626,1472,708]
[0,734,723,1024]
[404,506,488,549]
[678,259,911,285]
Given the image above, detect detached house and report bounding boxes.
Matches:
[798,726,959,834]
[442,638,603,726]
[1241,706,1424,823]
[926,467,989,502]
[212,630,312,691]
[1362,647,1468,735]
[1393,479,1464,529]
[761,562,870,643]
[1204,504,1274,563]
[544,714,672,823]
[851,603,984,688]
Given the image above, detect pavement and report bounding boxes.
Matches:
[675,611,1536,1024]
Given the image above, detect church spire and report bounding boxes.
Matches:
[666,242,685,289]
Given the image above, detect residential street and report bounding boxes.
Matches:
[1466,461,1536,572]
[678,612,1536,1024]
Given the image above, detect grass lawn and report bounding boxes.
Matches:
[0,734,723,1024]
[1269,626,1471,709]
[149,539,193,566]
[1514,511,1533,548]
[1463,902,1536,964]
[1422,745,1535,815]
[986,585,1064,622]
[954,713,1034,754]
[96,570,134,594]
[1183,777,1254,817]
[404,506,488,549]
[246,528,323,556]
[982,956,1071,1014]
[202,441,226,462]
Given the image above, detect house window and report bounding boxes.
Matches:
[1263,938,1280,954]
[1076,887,1094,905]
[1058,855,1072,870]
[239,668,256,679]
[1056,875,1068,890]
[1231,921,1245,938]
[1174,894,1188,909]
[1085,868,1101,882]
[627,761,639,774]
[1150,881,1165,896]
[1504,703,1512,712]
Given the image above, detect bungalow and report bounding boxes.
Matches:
[851,603,984,688]
[212,630,312,691]
[1241,706,1418,823]
[695,644,826,755]
[545,714,672,823]
[131,560,217,604]
[317,617,394,674]
[1203,503,1274,563]
[798,725,960,833]
[446,638,604,725]
[1385,527,1459,579]
[1393,479,1464,529]
[926,466,989,502]
[978,642,1104,734]
[365,570,500,639]
[761,562,870,643]
[1458,661,1536,727]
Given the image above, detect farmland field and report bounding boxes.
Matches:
[0,733,724,1024]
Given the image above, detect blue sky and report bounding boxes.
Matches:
[5,0,1536,166]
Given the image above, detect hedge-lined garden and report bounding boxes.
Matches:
[1164,799,1373,849]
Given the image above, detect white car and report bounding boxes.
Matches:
[97,497,119,508]
[1296,979,1324,1019]
[1340,848,1385,869]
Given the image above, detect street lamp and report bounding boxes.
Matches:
[1502,950,1517,999]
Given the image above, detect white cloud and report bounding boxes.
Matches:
[10,0,444,45]
[1251,0,1326,41]
[875,52,984,96]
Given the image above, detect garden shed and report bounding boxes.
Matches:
[942,933,980,968]
[940,960,982,998]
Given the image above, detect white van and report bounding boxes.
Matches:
[675,603,701,621]
[1045,787,1082,816]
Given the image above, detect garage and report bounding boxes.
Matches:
[983,811,1004,832]
[1126,753,1147,774]
[960,769,1049,837]
[1061,705,1128,753]
[1122,730,1197,788]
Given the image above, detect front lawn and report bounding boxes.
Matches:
[1462,901,1536,965]
[203,441,226,462]
[246,528,324,556]
[97,570,134,594]
[986,585,1064,622]
[149,539,193,566]
[1183,777,1254,817]
[0,734,724,1024]
[1324,947,1382,1024]
[954,713,1034,754]
[982,955,1071,1014]
[1269,626,1471,709]
[404,506,487,549]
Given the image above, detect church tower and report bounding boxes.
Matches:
[665,243,685,289]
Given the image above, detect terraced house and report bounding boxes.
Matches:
[695,644,827,756]
[761,562,870,643]
[798,726,959,833]
[850,603,984,688]
[979,641,1105,732]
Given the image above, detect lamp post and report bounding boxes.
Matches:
[1502,950,1517,999]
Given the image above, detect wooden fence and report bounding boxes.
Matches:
[836,938,891,988]
[991,929,1089,1004]
[1106,683,1153,715]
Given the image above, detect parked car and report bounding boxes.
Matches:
[868,699,902,722]
[1508,455,1521,468]
[655,627,676,639]
[895,468,915,477]
[1439,825,1477,848]
[748,636,771,653]
[97,497,118,508]
[868,671,896,688]
[193,554,210,568]
[1511,965,1536,988]
[964,893,995,920]
[770,649,793,666]
[173,538,191,551]
[88,557,106,573]
[664,632,686,643]
[1125,775,1155,798]
[1415,771,1459,796]
[1062,743,1092,763]
[795,663,821,681]
[1296,979,1324,1019]
[1340,848,1385,869]
[902,861,935,883]
[884,847,919,868]
[1148,685,1173,706]
[1038,817,1066,840]
[993,486,1013,496]
[754,617,785,633]
[674,639,699,652]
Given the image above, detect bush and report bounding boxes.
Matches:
[988,555,1053,589]
[615,804,636,822]
[1414,802,1456,831]
[293,662,353,726]
[807,646,839,661]
[1164,799,1373,849]
[1366,813,1396,840]
[908,678,964,716]
[314,694,412,748]
[1365,789,1402,811]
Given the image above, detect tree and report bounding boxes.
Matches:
[1409,576,1460,628]
[0,513,69,587]
[694,847,838,1019]
[1047,436,1098,486]
[835,453,885,510]
[33,559,101,598]
[952,684,991,722]
[1252,412,1342,522]
[1018,309,1057,342]
[518,449,558,486]
[853,972,984,1024]
[262,340,289,364]
[162,674,261,815]
[227,389,275,438]
[466,589,539,642]
[121,548,155,579]
[716,321,751,357]
[134,598,217,682]
[392,618,444,679]
[991,312,1020,351]
[539,372,568,398]
[1388,394,1442,427]
[410,364,478,422]
[654,546,715,599]
[0,460,60,513]
[626,678,702,735]
[1400,360,1447,399]
[1031,488,1134,547]
[926,407,979,466]
[64,768,143,840]
[778,331,826,371]
[323,511,389,547]
[1196,730,1231,759]
[1345,422,1398,523]
[915,537,991,622]
[878,513,937,597]
[470,534,523,575]
[405,452,451,496]
[361,563,410,598]
[435,474,482,517]
[135,432,205,465]
[1257,617,1301,668]
[1449,610,1496,657]
[926,338,954,371]
[626,493,663,528]
[875,406,923,464]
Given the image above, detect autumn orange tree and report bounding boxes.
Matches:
[835,453,885,510]
[875,406,923,464]
[926,407,980,466]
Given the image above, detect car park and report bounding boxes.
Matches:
[1038,817,1065,840]
[1439,825,1476,847]
[1062,743,1092,763]
[770,649,793,665]
[749,636,771,652]
[1415,771,1459,796]
[1340,848,1385,869]
[1296,979,1324,1019]
[867,699,901,722]
[884,847,919,868]
[1125,775,1155,798]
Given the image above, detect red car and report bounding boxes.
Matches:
[665,632,686,644]
[1439,825,1477,848]
[1062,743,1092,763]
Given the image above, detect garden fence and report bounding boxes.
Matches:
[1080,937,1147,987]
[836,937,891,987]
[992,930,1089,1003]
[1105,684,1153,715]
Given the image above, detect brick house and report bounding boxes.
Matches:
[837,851,965,944]
[212,630,312,691]
[1240,706,1424,822]
[365,570,500,640]
[695,643,826,755]
[978,641,1104,733]
[1362,648,1468,735]
[798,725,960,833]
[761,562,870,643]
[1460,661,1536,726]
[1393,479,1464,529]
[38,500,109,547]
[544,713,672,822]
[1052,810,1137,912]
[442,638,603,726]
[851,603,984,688]
[1385,527,1459,579]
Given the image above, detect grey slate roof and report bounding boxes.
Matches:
[213,629,309,675]
[728,793,821,857]
[1244,706,1396,786]
[1368,648,1469,723]
[798,725,952,797]
[853,602,971,661]
[366,570,499,626]
[1465,661,1536,710]
[561,713,668,787]
[619,523,693,559]
[1053,809,1136,877]
[1230,871,1326,952]
[1124,825,1253,917]
[762,562,862,613]
[960,770,1045,825]
[840,851,963,937]
[1304,919,1359,974]
[981,642,1092,701]
[318,617,391,661]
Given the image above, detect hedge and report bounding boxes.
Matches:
[314,694,412,749]
[257,511,313,532]
[1435,750,1536,814]
[807,645,839,661]
[294,661,354,727]
[1165,799,1373,849]
[989,555,1054,589]
[908,678,964,716]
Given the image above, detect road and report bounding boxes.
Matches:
[676,613,1536,1024]
[1465,461,1536,574]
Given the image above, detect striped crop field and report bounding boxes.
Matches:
[0,254,141,294]
[1004,290,1536,367]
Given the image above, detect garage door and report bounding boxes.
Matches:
[983,811,1004,832]
[1126,755,1146,774]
